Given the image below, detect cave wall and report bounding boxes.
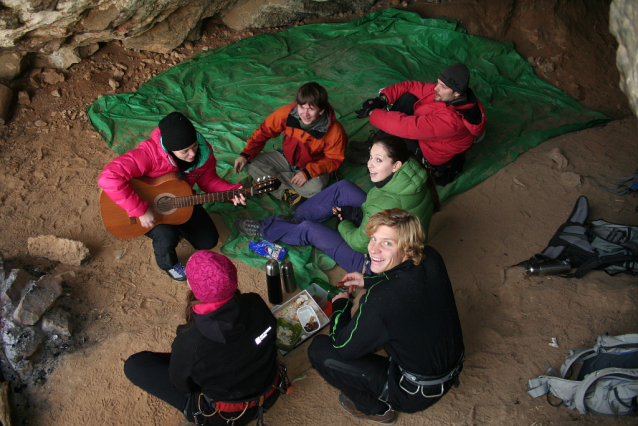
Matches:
[0,0,636,119]
[610,0,638,119]
[0,0,376,78]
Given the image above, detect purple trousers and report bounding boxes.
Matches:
[261,180,370,273]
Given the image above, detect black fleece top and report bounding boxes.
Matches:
[330,245,464,412]
[169,293,278,401]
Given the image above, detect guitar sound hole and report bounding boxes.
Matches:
[156,196,175,213]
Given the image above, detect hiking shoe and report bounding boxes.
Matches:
[234,218,263,238]
[349,139,372,152]
[338,393,396,424]
[277,213,299,224]
[166,263,187,281]
[350,130,379,152]
[347,149,371,166]
[282,189,304,208]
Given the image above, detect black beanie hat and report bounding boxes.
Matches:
[159,112,197,152]
[438,63,470,95]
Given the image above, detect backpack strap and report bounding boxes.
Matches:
[589,169,638,196]
[527,376,552,398]
[571,253,638,278]
[527,375,582,407]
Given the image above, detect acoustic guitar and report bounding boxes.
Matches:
[100,172,280,239]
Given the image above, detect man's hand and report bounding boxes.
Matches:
[355,95,388,119]
[290,171,308,187]
[340,272,364,295]
[138,207,156,228]
[332,291,350,303]
[234,156,248,173]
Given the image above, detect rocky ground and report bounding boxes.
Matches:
[0,1,637,425]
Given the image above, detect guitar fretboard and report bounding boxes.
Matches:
[170,187,253,208]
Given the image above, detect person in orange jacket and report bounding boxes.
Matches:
[234,82,347,207]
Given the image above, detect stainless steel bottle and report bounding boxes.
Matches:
[525,260,571,276]
[281,260,297,293]
[266,259,283,305]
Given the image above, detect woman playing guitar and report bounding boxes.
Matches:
[98,112,246,281]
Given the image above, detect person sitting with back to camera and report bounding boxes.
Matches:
[233,82,348,208]
[124,250,286,426]
[98,112,246,282]
[308,208,465,424]
[234,134,439,274]
[353,63,486,186]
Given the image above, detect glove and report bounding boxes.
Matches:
[355,95,388,118]
[337,206,364,222]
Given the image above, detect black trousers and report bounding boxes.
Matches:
[308,334,390,415]
[308,335,450,415]
[124,351,279,426]
[144,205,219,270]
[379,93,424,163]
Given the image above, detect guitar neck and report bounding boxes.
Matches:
[175,187,251,208]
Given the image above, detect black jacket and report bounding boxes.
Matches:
[330,245,464,412]
[169,292,278,402]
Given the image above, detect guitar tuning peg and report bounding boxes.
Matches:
[256,177,261,183]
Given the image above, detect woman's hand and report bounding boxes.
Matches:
[333,206,362,222]
[139,207,156,228]
[231,192,246,206]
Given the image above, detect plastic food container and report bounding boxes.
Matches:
[297,305,320,333]
[306,283,328,309]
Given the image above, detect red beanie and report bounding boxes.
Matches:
[185,251,238,303]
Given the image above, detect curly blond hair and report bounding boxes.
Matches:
[365,208,425,265]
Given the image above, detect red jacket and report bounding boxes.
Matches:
[98,127,240,217]
[370,81,486,166]
[241,102,347,179]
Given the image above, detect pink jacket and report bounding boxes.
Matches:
[370,81,486,166]
[98,127,240,217]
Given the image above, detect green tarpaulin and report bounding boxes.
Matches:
[88,9,609,286]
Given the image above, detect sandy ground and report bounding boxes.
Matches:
[0,1,637,425]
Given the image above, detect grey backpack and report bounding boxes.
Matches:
[527,333,638,416]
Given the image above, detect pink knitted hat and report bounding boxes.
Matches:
[185,251,238,304]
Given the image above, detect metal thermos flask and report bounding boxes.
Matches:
[281,260,297,293]
[266,259,283,305]
[525,260,571,276]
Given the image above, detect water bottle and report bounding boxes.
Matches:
[310,278,340,299]
[280,260,297,293]
[525,260,571,276]
[266,259,283,305]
